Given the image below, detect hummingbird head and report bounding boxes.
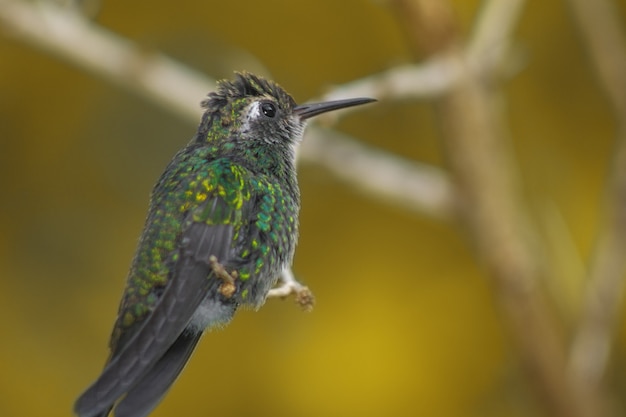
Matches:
[196,72,375,152]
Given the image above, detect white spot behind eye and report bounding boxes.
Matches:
[248,101,262,119]
[241,101,262,137]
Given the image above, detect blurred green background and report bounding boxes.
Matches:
[0,1,624,416]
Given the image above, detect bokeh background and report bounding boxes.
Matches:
[1,0,625,416]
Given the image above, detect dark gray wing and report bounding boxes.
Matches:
[74,222,234,417]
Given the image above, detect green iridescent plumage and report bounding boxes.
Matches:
[113,153,299,349]
[74,72,374,417]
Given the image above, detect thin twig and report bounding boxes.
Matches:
[566,0,626,412]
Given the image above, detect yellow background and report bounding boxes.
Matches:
[0,1,624,416]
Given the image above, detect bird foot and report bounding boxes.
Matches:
[209,255,237,298]
[267,268,315,312]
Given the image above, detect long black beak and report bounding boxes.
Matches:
[293,97,376,120]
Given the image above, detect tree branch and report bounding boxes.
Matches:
[318,0,526,123]
[0,0,212,120]
[566,0,626,414]
[388,0,596,416]
[301,127,455,218]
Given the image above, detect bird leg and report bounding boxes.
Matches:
[267,267,315,312]
[209,255,237,298]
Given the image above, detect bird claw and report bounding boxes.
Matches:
[267,268,315,312]
[209,255,237,298]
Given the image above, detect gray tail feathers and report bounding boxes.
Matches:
[75,331,202,417]
[113,331,203,417]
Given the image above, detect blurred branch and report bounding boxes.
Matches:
[0,0,212,121]
[389,0,596,416]
[321,0,525,121]
[320,58,461,103]
[566,0,626,412]
[0,0,454,219]
[301,128,455,218]
[466,0,525,69]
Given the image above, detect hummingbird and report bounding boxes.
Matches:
[74,72,375,417]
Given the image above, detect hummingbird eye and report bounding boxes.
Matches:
[260,102,277,118]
